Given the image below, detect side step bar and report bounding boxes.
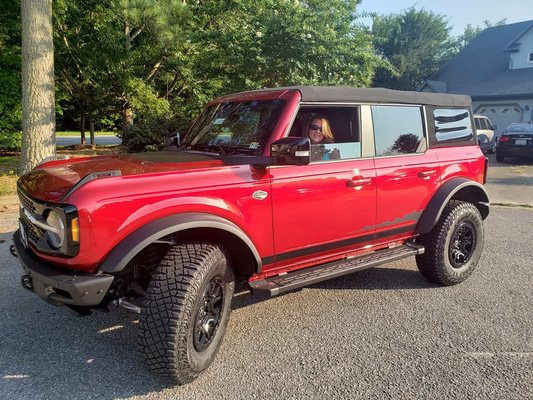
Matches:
[250,243,424,298]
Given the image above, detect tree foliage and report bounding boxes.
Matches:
[51,0,384,148]
[0,0,22,148]
[6,1,500,155]
[371,7,455,90]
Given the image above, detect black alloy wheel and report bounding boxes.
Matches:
[449,221,476,268]
[194,277,224,352]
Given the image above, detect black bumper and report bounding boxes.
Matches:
[12,230,114,307]
[497,145,533,158]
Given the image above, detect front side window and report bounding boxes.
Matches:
[372,105,425,156]
[184,99,286,155]
[289,106,361,162]
[432,108,473,143]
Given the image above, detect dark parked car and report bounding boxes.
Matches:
[495,122,533,162]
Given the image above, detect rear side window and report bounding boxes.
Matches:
[371,105,426,156]
[429,108,475,146]
[475,117,489,130]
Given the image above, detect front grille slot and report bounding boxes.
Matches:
[20,209,40,243]
[19,191,37,214]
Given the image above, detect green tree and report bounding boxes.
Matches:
[52,0,382,149]
[0,0,22,150]
[371,7,455,90]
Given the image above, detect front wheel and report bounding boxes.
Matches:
[138,242,234,384]
[416,200,484,286]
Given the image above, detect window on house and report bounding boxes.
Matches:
[528,51,533,63]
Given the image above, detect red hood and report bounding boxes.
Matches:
[18,151,225,202]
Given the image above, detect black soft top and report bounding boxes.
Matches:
[226,86,472,108]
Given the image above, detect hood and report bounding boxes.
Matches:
[18,151,225,203]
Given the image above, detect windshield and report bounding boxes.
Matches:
[183,99,286,155]
[507,123,533,133]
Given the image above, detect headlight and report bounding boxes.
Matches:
[45,209,65,249]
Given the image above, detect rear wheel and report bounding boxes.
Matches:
[495,151,505,162]
[416,200,484,286]
[138,242,234,384]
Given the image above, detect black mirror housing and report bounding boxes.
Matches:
[271,137,311,165]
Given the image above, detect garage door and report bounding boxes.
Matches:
[475,104,523,136]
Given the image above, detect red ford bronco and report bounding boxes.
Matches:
[12,86,489,384]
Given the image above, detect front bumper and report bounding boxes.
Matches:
[12,230,113,306]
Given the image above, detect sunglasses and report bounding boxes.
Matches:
[310,124,323,132]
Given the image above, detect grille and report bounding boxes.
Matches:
[18,191,36,214]
[20,210,40,243]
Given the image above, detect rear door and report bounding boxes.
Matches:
[371,105,440,243]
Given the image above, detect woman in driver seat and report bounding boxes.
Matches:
[307,115,334,144]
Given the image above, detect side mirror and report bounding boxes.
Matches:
[270,137,310,166]
[492,124,497,130]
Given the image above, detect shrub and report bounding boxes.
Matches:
[0,131,22,151]
[118,117,180,152]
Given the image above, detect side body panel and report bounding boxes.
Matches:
[373,151,441,242]
[267,158,376,274]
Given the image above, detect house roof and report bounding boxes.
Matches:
[425,20,533,98]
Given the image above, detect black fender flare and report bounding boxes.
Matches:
[100,213,262,273]
[415,178,490,234]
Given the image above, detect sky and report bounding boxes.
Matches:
[357,0,533,36]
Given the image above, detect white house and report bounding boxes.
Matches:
[419,20,533,135]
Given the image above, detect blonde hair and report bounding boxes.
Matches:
[308,115,334,142]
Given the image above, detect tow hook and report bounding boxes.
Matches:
[10,244,18,258]
[113,297,141,314]
[21,274,33,291]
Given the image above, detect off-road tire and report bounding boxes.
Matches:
[138,242,234,384]
[416,200,484,286]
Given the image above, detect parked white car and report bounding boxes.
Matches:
[474,114,496,153]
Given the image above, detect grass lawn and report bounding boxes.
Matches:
[56,131,117,137]
[0,145,121,196]
[0,155,19,196]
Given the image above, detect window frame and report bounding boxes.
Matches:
[290,102,367,163]
[370,104,428,159]
[426,106,476,148]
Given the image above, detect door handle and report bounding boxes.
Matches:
[346,177,372,188]
[417,170,437,178]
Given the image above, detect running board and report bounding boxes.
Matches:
[250,243,424,298]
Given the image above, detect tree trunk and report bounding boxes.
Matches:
[122,105,134,127]
[80,112,86,144]
[89,119,95,145]
[20,0,55,174]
